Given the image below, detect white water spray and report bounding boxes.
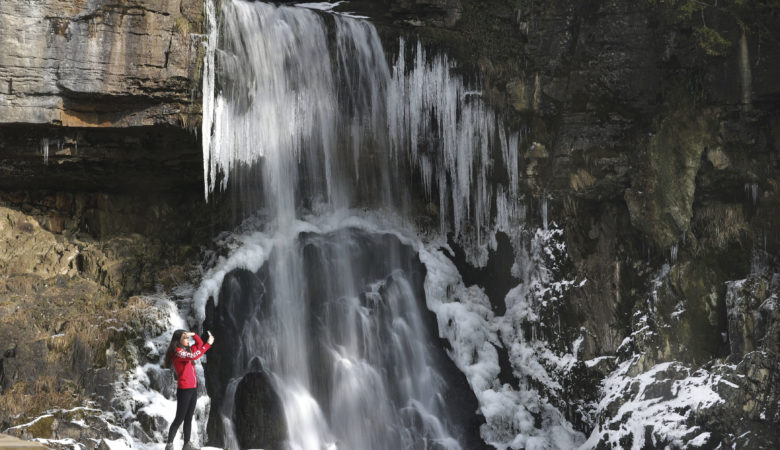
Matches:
[193,1,578,449]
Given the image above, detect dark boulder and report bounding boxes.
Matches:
[233,371,287,450]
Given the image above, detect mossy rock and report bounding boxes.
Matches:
[665,260,728,363]
[17,415,55,440]
[625,105,717,249]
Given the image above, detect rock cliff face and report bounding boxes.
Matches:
[0,0,206,193]
[0,1,226,442]
[357,0,780,446]
[1,0,779,448]
[0,0,203,127]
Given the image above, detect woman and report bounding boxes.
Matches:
[163,329,214,450]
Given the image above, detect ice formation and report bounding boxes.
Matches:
[200,1,525,256]
[159,1,741,449]
[192,0,580,448]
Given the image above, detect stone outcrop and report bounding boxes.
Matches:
[348,0,780,445]
[0,0,204,128]
[233,371,287,450]
[5,408,126,450]
[0,205,186,431]
[0,0,207,194]
[0,1,225,443]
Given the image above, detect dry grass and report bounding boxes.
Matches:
[692,203,751,252]
[0,282,163,428]
[0,379,79,426]
[58,296,160,365]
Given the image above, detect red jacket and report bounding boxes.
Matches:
[173,334,211,389]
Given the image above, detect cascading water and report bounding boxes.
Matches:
[203,0,393,217]
[201,1,525,251]
[188,1,586,449]
[194,1,507,448]
[200,226,484,449]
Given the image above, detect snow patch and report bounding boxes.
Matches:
[420,224,586,449]
[583,357,727,449]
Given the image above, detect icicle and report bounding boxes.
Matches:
[387,41,507,242]
[744,182,759,206]
[201,0,217,199]
[40,138,49,164]
[204,0,525,259]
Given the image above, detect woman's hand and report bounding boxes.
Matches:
[207,330,215,345]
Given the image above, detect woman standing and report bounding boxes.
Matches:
[163,329,214,450]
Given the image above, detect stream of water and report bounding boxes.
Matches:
[194,1,528,448]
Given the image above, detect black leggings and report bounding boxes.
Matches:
[167,388,198,444]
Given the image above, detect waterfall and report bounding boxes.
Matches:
[187,1,594,448]
[188,0,592,448]
[200,226,480,450]
[201,1,523,252]
[203,0,391,220]
[201,0,217,200]
[194,1,516,448]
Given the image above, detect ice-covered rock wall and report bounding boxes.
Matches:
[1,0,779,449]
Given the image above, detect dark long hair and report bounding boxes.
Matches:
[164,329,187,369]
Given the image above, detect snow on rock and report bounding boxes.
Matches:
[420,224,586,449]
[101,293,212,449]
[582,356,731,449]
[420,247,500,392]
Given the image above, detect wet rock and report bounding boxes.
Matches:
[444,231,518,316]
[4,408,123,449]
[0,0,778,447]
[129,422,153,444]
[506,77,538,113]
[528,141,549,159]
[136,409,169,439]
[726,276,779,357]
[233,371,287,450]
[569,169,597,192]
[706,147,731,170]
[203,267,270,448]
